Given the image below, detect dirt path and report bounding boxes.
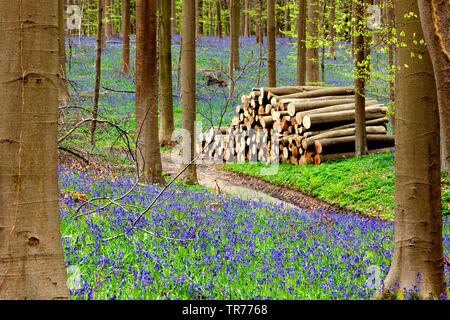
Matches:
[161,153,380,221]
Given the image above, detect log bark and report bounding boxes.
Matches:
[272,86,354,104]
[302,126,387,150]
[314,134,395,154]
[293,100,378,122]
[302,106,388,129]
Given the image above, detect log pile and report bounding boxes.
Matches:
[198,85,394,165]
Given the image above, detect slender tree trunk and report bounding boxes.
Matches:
[417,0,450,172]
[378,0,445,300]
[328,0,335,59]
[232,0,240,69]
[256,0,262,44]
[229,0,236,97]
[267,0,276,87]
[216,0,222,38]
[297,0,307,86]
[320,0,327,84]
[306,0,320,83]
[209,0,214,36]
[159,0,174,145]
[122,0,130,75]
[91,0,103,145]
[105,0,113,39]
[284,0,291,36]
[87,0,91,36]
[135,0,164,184]
[0,0,70,299]
[354,0,367,156]
[198,0,203,36]
[351,0,356,57]
[244,0,250,37]
[181,0,198,183]
[101,0,107,49]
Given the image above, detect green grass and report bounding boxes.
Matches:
[223,152,449,221]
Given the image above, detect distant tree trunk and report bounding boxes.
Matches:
[181,0,198,184]
[171,0,177,35]
[229,0,236,97]
[297,0,307,86]
[354,0,367,156]
[135,0,164,184]
[320,0,327,83]
[209,0,214,36]
[91,0,103,145]
[351,0,356,58]
[101,0,107,49]
[244,0,250,37]
[58,0,70,101]
[256,0,263,44]
[87,0,91,36]
[284,0,291,36]
[112,0,118,37]
[159,0,174,145]
[216,0,222,38]
[121,0,130,75]
[379,0,445,300]
[232,0,240,69]
[105,0,113,38]
[267,0,276,87]
[0,0,70,299]
[199,0,204,36]
[417,0,450,172]
[306,0,320,83]
[328,0,335,59]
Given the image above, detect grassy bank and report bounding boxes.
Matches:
[223,151,449,221]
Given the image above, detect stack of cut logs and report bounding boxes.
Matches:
[198,85,394,165]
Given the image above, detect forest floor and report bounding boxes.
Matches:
[161,152,380,222]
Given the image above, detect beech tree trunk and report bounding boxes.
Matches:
[0,0,70,299]
[297,0,307,86]
[306,0,320,83]
[417,0,450,172]
[121,0,130,75]
[159,0,174,145]
[267,0,276,87]
[181,0,198,183]
[135,0,164,184]
[379,0,445,299]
